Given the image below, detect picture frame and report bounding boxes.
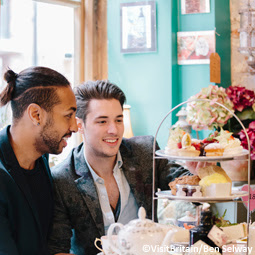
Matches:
[181,0,210,15]
[120,1,156,53]
[177,30,215,65]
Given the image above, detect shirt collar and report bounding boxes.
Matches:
[83,150,123,183]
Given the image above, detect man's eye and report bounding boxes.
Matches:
[117,119,123,123]
[98,121,106,124]
[66,114,72,118]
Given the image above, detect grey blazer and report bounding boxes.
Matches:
[48,136,187,255]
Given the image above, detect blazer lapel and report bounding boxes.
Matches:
[0,127,43,238]
[120,142,146,209]
[74,147,104,237]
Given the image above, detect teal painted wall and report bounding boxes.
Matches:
[215,0,231,88]
[108,0,174,147]
[107,0,231,147]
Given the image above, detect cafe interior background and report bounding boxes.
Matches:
[1,0,255,223]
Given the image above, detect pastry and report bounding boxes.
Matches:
[215,128,243,156]
[177,147,200,157]
[165,127,186,155]
[204,143,224,157]
[197,165,232,182]
[202,131,219,144]
[197,165,232,197]
[223,138,243,156]
[191,139,204,156]
[168,175,201,195]
[177,133,200,157]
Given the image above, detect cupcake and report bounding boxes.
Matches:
[215,128,243,156]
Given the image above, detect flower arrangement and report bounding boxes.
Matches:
[187,84,255,159]
[186,85,234,130]
[239,121,255,160]
[224,86,255,133]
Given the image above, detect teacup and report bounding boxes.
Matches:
[94,235,118,255]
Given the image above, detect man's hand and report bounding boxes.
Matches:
[185,161,216,175]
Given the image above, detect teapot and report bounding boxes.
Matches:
[107,207,180,255]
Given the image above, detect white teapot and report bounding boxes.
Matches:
[107,207,177,255]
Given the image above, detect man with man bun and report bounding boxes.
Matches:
[0,66,78,255]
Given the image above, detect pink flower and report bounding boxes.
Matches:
[226,86,255,112]
[187,85,234,130]
[239,121,255,160]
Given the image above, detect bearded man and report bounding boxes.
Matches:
[0,66,78,255]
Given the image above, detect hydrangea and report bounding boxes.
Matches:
[239,121,255,160]
[186,85,234,130]
[226,86,255,112]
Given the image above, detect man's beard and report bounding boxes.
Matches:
[35,116,63,155]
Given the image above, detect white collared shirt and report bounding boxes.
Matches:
[84,151,138,234]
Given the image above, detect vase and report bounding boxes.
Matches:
[220,160,250,182]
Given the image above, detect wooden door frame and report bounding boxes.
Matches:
[83,0,108,81]
[34,0,108,83]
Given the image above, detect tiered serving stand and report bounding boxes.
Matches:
[152,99,252,254]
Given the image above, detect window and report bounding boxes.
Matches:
[0,0,82,164]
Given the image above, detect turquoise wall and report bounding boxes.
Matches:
[178,0,215,103]
[108,0,174,147]
[107,0,231,147]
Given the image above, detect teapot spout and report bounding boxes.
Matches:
[161,229,177,248]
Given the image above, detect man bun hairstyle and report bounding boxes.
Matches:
[0,69,18,106]
[0,66,70,120]
[74,80,126,123]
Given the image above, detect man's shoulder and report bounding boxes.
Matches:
[120,135,155,156]
[121,135,154,148]
[51,143,83,179]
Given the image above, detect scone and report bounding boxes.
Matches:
[168,175,201,195]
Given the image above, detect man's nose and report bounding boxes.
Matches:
[108,122,118,134]
[70,116,78,133]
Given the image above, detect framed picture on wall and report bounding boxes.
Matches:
[120,1,156,53]
[177,30,215,65]
[181,0,210,15]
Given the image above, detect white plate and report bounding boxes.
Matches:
[155,149,249,162]
[155,190,248,202]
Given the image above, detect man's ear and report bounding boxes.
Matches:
[27,103,43,127]
[76,117,84,134]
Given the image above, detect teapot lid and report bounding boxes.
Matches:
[124,207,161,231]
